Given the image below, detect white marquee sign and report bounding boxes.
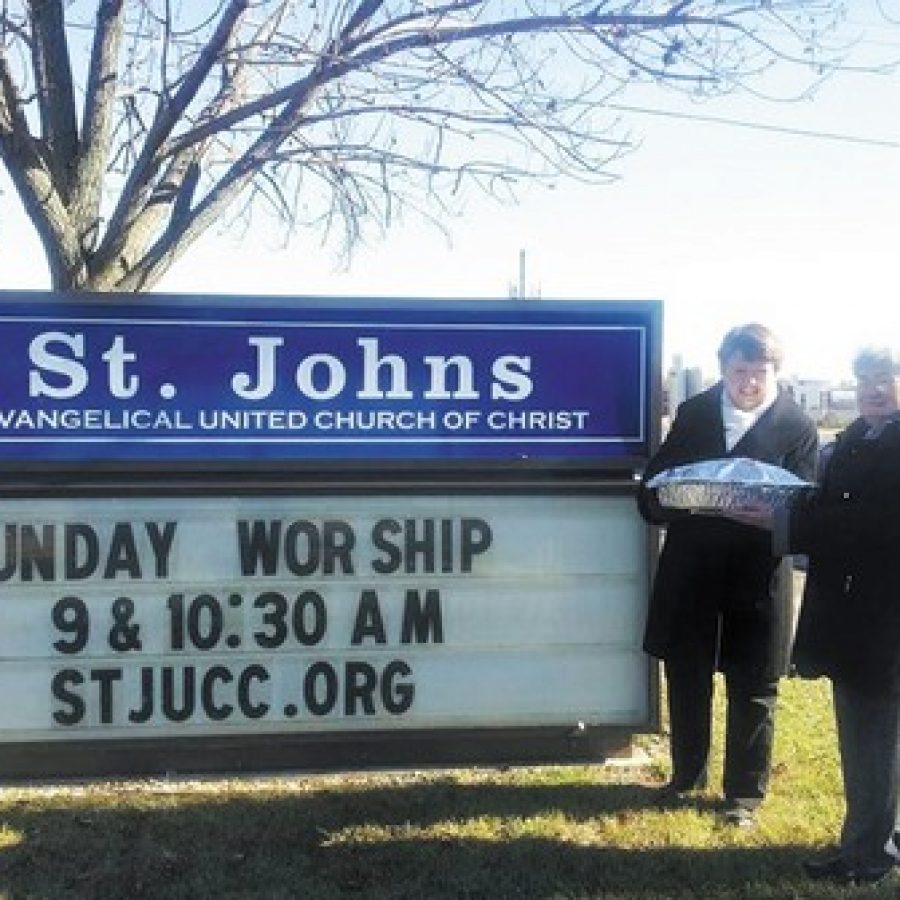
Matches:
[0,493,649,742]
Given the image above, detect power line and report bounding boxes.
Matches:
[607,102,900,150]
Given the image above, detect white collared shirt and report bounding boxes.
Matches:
[721,383,778,451]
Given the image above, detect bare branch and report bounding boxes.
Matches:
[0,1,857,292]
[96,0,250,268]
[163,7,743,161]
[0,47,81,286]
[71,0,126,252]
[29,0,78,200]
[339,0,386,44]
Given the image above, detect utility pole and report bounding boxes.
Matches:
[519,249,527,300]
[509,248,541,300]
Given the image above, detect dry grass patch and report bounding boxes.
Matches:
[0,676,891,899]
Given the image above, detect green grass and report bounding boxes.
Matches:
[0,676,892,899]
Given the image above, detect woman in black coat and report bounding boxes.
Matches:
[637,324,818,827]
[760,347,900,885]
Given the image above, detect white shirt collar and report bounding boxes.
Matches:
[721,383,778,451]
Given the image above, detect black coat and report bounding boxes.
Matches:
[637,383,818,677]
[791,417,900,694]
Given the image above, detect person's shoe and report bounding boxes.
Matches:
[802,852,849,881]
[652,780,703,806]
[720,802,756,829]
[652,783,688,806]
[803,853,894,886]
[846,858,896,885]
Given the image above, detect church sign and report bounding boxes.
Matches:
[0,292,660,778]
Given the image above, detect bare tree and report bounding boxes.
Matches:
[0,1,846,293]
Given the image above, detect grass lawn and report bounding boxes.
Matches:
[0,675,892,899]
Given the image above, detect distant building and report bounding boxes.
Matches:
[821,388,858,428]
[684,366,704,401]
[783,377,830,418]
[664,357,858,428]
[664,354,706,416]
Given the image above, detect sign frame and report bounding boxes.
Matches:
[0,478,659,779]
[0,291,660,479]
[0,292,662,780]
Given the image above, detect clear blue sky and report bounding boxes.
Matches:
[3,4,899,384]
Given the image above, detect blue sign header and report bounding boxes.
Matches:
[0,293,659,468]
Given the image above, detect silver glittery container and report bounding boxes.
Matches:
[648,458,813,512]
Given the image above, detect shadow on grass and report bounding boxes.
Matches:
[0,781,886,899]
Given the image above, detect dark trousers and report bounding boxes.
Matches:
[832,680,900,867]
[664,655,779,807]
